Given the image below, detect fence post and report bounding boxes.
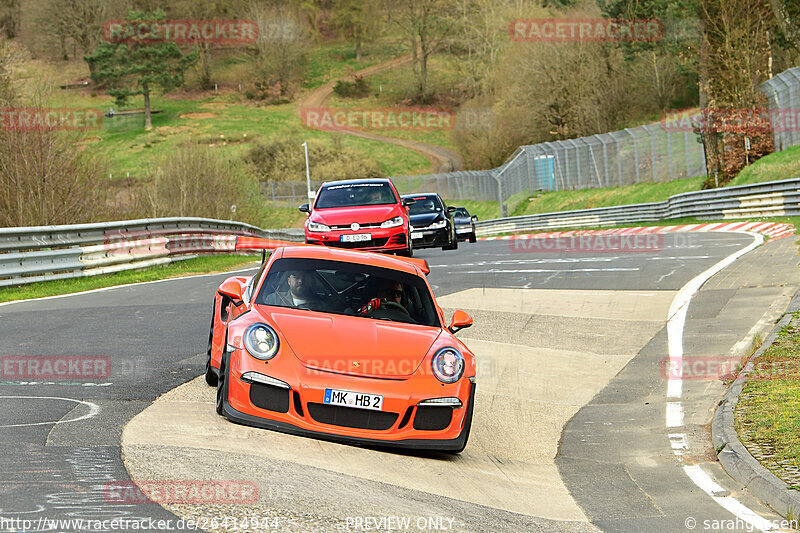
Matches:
[667,130,674,180]
[271,182,276,206]
[684,130,691,177]
[642,125,658,182]
[625,128,641,183]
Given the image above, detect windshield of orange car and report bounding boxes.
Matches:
[314,182,397,209]
[254,258,440,327]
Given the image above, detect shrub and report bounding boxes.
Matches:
[333,75,370,98]
[145,145,262,225]
[0,126,108,226]
[244,136,383,182]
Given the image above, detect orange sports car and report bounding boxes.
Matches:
[205,239,476,452]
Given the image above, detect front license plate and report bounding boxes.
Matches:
[411,232,423,239]
[324,388,383,411]
[341,233,371,242]
[456,228,471,233]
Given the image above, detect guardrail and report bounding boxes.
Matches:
[0,218,304,288]
[475,178,800,236]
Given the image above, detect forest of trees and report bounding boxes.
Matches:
[1,0,799,224]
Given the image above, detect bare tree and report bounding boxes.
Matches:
[0,0,21,39]
[699,0,775,184]
[0,35,24,105]
[0,127,108,226]
[392,0,451,103]
[448,0,509,98]
[248,1,310,98]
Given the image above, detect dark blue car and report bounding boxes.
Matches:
[453,207,477,243]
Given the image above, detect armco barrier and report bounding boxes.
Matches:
[0,217,304,288]
[476,178,800,236]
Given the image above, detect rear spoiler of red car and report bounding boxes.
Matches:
[234,236,430,275]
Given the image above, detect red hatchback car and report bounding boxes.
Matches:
[300,179,415,256]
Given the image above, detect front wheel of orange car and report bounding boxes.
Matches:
[215,354,228,416]
[447,395,474,454]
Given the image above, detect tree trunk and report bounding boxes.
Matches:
[356,37,362,62]
[144,83,152,131]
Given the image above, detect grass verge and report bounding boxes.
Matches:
[512,177,707,216]
[0,254,259,304]
[735,313,800,479]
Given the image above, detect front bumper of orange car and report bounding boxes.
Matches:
[220,348,474,451]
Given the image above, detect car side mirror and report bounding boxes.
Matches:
[446,206,456,214]
[218,277,244,301]
[298,203,310,213]
[448,310,473,334]
[401,198,416,207]
[471,215,478,222]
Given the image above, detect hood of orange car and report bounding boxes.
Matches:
[263,308,441,378]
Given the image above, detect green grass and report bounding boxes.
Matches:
[727,145,800,187]
[303,42,405,90]
[511,176,707,216]
[445,199,501,221]
[322,55,462,151]
[0,254,259,303]
[736,314,800,473]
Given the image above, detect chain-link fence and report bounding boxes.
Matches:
[760,67,800,152]
[265,66,800,215]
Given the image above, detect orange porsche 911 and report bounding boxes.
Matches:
[205,239,476,453]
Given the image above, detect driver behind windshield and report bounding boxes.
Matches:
[359,279,413,319]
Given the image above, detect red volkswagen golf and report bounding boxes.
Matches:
[300,179,415,256]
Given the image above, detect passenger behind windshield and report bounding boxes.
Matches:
[255,259,438,326]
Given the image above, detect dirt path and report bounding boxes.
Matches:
[297,55,463,174]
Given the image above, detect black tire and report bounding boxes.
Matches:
[205,358,218,387]
[468,232,477,243]
[398,233,414,257]
[205,303,218,386]
[443,231,458,251]
[215,353,228,416]
[446,398,473,454]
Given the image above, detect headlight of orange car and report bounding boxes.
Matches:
[243,323,280,360]
[432,347,464,383]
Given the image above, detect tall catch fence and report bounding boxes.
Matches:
[266,67,800,216]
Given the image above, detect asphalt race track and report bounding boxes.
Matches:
[0,232,797,533]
